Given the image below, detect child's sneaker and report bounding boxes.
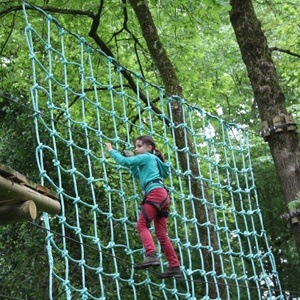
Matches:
[134,251,160,269]
[156,266,182,278]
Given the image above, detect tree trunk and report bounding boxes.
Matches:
[128,0,227,298]
[229,0,300,260]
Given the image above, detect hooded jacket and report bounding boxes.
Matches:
[109,150,169,194]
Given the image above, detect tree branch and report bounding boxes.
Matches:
[87,2,165,121]
[0,11,16,56]
[0,4,95,19]
[108,0,146,77]
[270,47,300,58]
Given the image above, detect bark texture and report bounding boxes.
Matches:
[129,0,227,298]
[230,0,300,260]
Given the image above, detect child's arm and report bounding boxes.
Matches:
[105,143,145,168]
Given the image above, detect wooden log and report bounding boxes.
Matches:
[0,200,37,225]
[0,175,60,214]
[0,199,21,205]
[0,164,58,199]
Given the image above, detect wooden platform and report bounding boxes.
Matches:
[0,164,61,225]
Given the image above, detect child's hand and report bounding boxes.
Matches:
[105,143,113,151]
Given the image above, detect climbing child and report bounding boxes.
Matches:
[105,135,181,278]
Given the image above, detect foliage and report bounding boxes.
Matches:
[288,193,300,210]
[0,222,49,299]
[251,138,300,297]
[0,0,300,298]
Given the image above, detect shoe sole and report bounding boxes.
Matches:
[134,263,160,270]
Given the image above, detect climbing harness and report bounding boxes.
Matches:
[141,179,170,228]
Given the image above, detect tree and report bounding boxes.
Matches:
[229,0,300,260]
[127,1,227,297]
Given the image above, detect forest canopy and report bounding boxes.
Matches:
[0,0,299,299]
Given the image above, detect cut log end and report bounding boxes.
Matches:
[0,200,37,225]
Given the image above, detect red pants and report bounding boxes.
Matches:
[136,188,180,267]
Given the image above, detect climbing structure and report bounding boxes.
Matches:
[22,2,284,299]
[0,164,60,225]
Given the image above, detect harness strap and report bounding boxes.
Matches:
[144,199,168,212]
[141,201,169,228]
[141,205,151,229]
[141,179,169,228]
[144,179,164,192]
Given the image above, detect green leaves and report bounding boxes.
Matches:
[288,192,300,210]
[1,0,300,298]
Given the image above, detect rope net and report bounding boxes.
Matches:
[22,3,284,300]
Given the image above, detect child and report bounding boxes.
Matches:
[105,135,181,278]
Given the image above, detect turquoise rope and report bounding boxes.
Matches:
[23,2,284,299]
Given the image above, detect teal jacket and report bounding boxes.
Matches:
[109,150,169,194]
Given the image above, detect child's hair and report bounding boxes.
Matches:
[135,135,165,162]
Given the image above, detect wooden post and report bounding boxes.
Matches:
[0,175,60,215]
[0,200,37,225]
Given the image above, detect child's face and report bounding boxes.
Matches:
[134,140,152,155]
